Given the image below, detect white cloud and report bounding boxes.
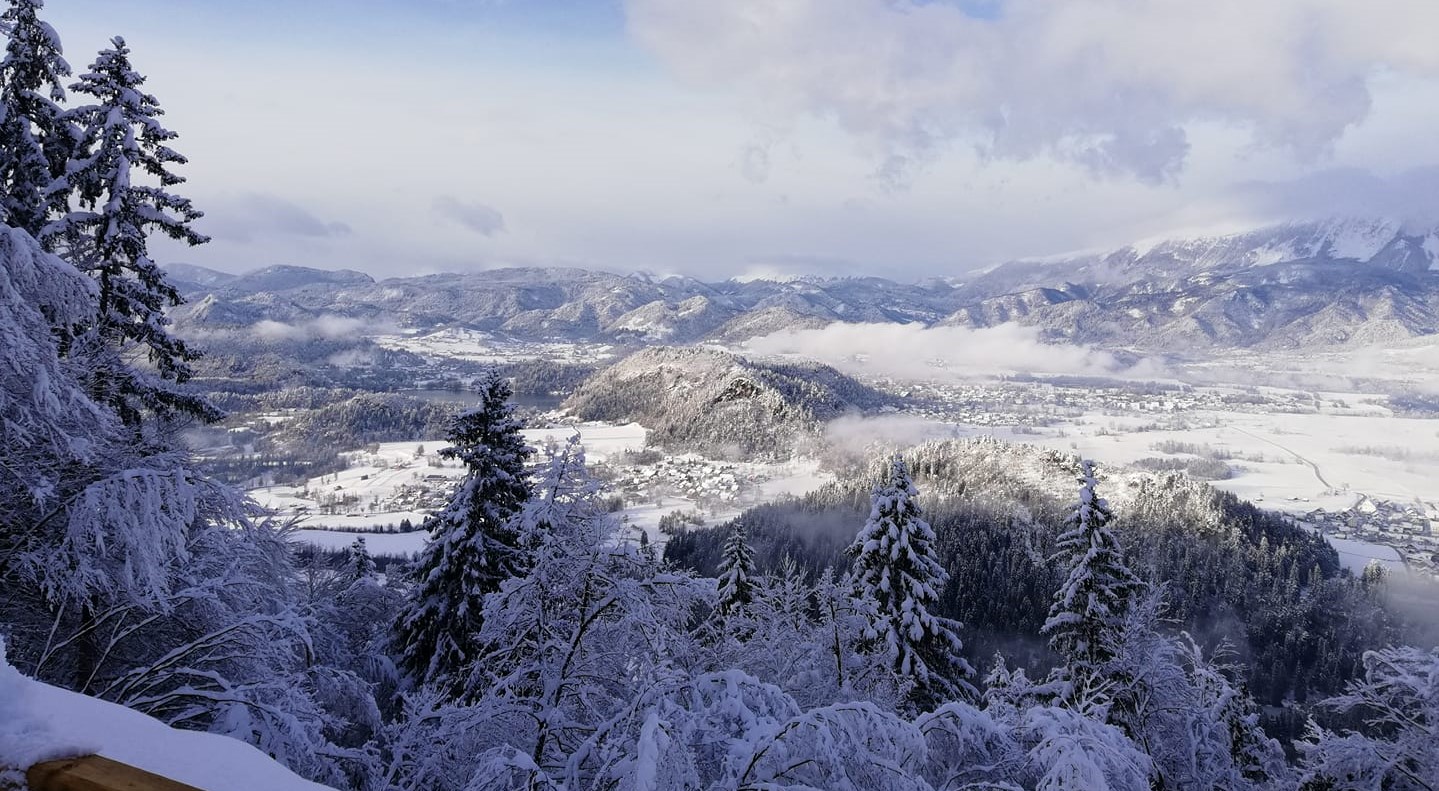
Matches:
[743,322,1167,379]
[625,0,1439,184]
[1234,166,1439,230]
[251,315,373,342]
[433,196,507,236]
[46,0,1439,279]
[204,193,352,243]
[1340,341,1439,394]
[823,413,965,453]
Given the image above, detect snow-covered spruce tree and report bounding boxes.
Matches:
[847,454,972,704]
[391,369,532,693]
[1042,459,1145,696]
[709,558,904,711]
[0,0,74,237]
[454,437,709,780]
[345,535,377,584]
[1099,588,1291,790]
[41,36,216,426]
[715,521,756,615]
[0,225,104,508]
[0,224,112,623]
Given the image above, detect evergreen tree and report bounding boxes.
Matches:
[1042,459,1145,690]
[391,369,531,693]
[461,436,710,774]
[847,454,972,699]
[716,521,756,615]
[345,536,376,584]
[42,36,216,426]
[0,0,73,237]
[637,527,656,564]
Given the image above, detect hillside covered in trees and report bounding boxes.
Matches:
[664,440,1404,725]
[565,345,887,458]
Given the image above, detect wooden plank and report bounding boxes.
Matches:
[26,755,205,791]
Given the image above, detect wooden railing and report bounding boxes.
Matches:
[25,755,203,791]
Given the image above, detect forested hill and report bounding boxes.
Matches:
[665,438,1398,714]
[564,345,887,457]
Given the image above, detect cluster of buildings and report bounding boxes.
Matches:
[1304,495,1439,575]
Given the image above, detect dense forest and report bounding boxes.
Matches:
[1,3,1436,790]
[664,440,1403,735]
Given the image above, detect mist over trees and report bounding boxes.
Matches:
[2,4,1436,790]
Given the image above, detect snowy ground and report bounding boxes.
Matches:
[1314,532,1405,573]
[276,422,835,557]
[372,327,617,365]
[1,643,329,791]
[257,423,647,527]
[614,458,832,543]
[1030,408,1439,515]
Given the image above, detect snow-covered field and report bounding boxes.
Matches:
[1036,407,1439,574]
[373,327,616,365]
[1032,409,1439,515]
[277,422,835,556]
[836,401,1439,516]
[615,458,832,543]
[258,423,646,523]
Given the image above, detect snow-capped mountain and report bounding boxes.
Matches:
[1145,218,1438,272]
[946,219,1439,350]
[168,218,1439,354]
[962,218,1438,295]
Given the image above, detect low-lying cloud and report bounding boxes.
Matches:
[824,413,967,451]
[744,322,1166,379]
[252,315,373,342]
[1341,341,1439,395]
[626,0,1439,185]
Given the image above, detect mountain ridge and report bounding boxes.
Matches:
[167,218,1439,354]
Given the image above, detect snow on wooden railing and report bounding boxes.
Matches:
[26,755,204,791]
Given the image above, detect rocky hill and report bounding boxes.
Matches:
[564,347,886,458]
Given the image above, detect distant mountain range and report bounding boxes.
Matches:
[169,218,1439,354]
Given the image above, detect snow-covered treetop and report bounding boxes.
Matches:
[717,521,757,615]
[848,454,971,693]
[0,225,108,501]
[440,369,529,472]
[849,455,946,608]
[0,0,73,235]
[1,0,68,102]
[48,34,207,252]
[1042,459,1146,679]
[1072,459,1110,527]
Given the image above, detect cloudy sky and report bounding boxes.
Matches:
[44,0,1439,279]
